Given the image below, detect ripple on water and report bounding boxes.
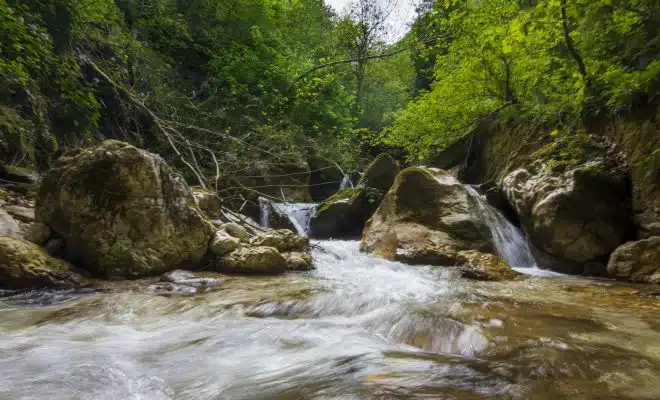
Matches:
[0,240,659,399]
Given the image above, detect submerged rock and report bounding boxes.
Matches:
[250,229,309,252]
[35,140,214,279]
[149,269,224,295]
[361,167,493,265]
[0,210,21,237]
[607,237,660,284]
[0,236,87,289]
[455,250,519,281]
[218,246,288,274]
[502,135,631,273]
[311,153,400,239]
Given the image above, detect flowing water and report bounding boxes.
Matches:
[465,186,561,277]
[1,241,660,399]
[339,174,354,190]
[258,199,318,236]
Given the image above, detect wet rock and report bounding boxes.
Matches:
[282,251,314,271]
[4,205,34,223]
[358,153,400,191]
[361,167,494,265]
[0,165,40,185]
[607,237,660,284]
[456,250,519,281]
[250,229,309,252]
[24,222,51,245]
[218,222,251,242]
[501,135,631,273]
[0,236,87,289]
[191,188,223,219]
[147,282,198,296]
[218,246,288,274]
[35,140,215,279]
[210,229,241,256]
[257,197,298,232]
[0,210,21,237]
[311,154,400,239]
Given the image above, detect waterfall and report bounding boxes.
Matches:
[273,202,318,236]
[465,185,540,271]
[259,197,318,236]
[258,197,270,228]
[339,174,354,190]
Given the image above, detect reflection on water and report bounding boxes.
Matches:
[1,241,659,399]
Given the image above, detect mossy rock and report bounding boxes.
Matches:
[35,140,214,279]
[361,167,494,265]
[307,154,343,202]
[0,236,87,289]
[358,153,400,191]
[217,246,288,274]
[311,186,384,239]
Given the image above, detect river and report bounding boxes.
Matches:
[1,240,659,399]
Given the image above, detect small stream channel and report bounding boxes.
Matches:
[1,186,659,399]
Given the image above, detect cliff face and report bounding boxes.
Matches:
[444,108,660,241]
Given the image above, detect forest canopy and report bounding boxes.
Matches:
[0,0,658,174]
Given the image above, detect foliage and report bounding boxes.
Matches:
[383,0,660,160]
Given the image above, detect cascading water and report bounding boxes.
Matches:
[464,185,551,275]
[258,197,317,236]
[339,174,354,189]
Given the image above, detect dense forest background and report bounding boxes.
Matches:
[1,0,658,194]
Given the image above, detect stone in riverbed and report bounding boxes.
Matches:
[361,167,494,265]
[0,236,87,289]
[210,229,241,256]
[35,140,215,279]
[501,134,631,273]
[607,236,660,284]
[218,222,251,243]
[311,153,400,239]
[250,229,309,252]
[455,250,519,281]
[218,246,288,274]
[282,251,314,271]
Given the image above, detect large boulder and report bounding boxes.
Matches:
[310,154,400,239]
[501,134,631,273]
[358,153,400,191]
[35,140,215,279]
[0,210,21,237]
[607,236,660,284]
[361,167,493,265]
[310,187,382,238]
[0,236,87,289]
[217,246,288,274]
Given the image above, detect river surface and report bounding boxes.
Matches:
[1,240,660,399]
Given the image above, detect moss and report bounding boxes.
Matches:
[316,187,360,214]
[532,133,605,172]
